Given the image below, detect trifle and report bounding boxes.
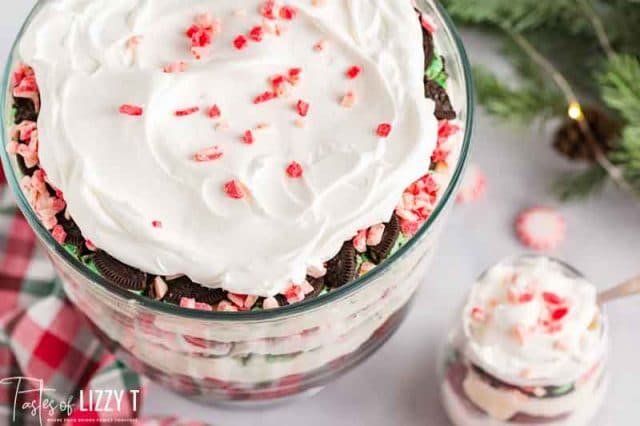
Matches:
[1,0,472,402]
[441,256,608,425]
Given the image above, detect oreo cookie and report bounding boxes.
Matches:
[13,98,37,124]
[16,155,38,177]
[425,80,457,120]
[193,285,226,306]
[368,214,401,264]
[420,15,435,70]
[163,276,195,304]
[305,275,325,299]
[55,213,85,249]
[94,250,147,291]
[274,294,289,307]
[325,242,357,289]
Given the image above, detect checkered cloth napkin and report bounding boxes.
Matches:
[0,170,208,425]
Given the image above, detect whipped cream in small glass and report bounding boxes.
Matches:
[441,255,609,426]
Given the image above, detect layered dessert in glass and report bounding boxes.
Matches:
[441,256,608,425]
[1,0,473,403]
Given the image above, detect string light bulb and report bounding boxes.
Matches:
[568,101,584,121]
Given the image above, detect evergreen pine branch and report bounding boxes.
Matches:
[599,55,640,195]
[553,165,608,201]
[441,0,590,33]
[473,67,565,123]
[610,125,640,189]
[442,0,640,203]
[599,55,640,124]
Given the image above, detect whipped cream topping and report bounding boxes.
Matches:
[19,0,437,296]
[463,257,606,386]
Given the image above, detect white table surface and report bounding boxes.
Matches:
[2,4,638,425]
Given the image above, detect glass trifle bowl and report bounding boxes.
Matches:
[1,0,473,404]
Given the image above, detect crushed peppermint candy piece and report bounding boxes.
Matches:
[516,207,566,251]
[543,292,564,305]
[163,61,189,73]
[263,297,280,310]
[456,164,486,204]
[341,90,356,108]
[85,240,97,251]
[507,287,535,304]
[185,13,219,60]
[352,229,367,253]
[175,106,200,117]
[193,146,224,162]
[551,307,569,321]
[195,302,214,311]
[207,104,222,118]
[346,66,362,79]
[249,25,264,42]
[470,307,487,323]
[279,5,297,20]
[286,161,303,178]
[260,0,277,20]
[254,91,277,104]
[119,104,143,116]
[152,220,163,228]
[359,261,376,276]
[180,297,213,311]
[180,297,196,309]
[223,180,246,199]
[313,39,327,52]
[307,264,327,279]
[242,130,255,145]
[233,35,248,50]
[295,99,310,117]
[228,293,250,310]
[284,282,307,304]
[420,13,438,33]
[217,300,239,312]
[376,123,392,137]
[287,67,302,85]
[366,224,386,246]
[51,225,67,244]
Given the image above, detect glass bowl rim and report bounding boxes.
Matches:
[0,0,475,321]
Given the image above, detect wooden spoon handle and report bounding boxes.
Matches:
[598,275,640,305]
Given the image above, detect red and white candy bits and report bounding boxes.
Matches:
[376,123,392,137]
[193,146,224,162]
[224,180,246,199]
[516,207,566,251]
[175,106,200,117]
[286,161,303,178]
[295,99,310,117]
[456,164,486,204]
[346,66,362,79]
[119,104,143,116]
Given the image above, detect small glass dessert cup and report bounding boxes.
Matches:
[440,255,609,426]
[1,0,473,405]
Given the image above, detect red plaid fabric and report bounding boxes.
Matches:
[0,169,209,425]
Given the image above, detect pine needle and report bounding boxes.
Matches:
[553,165,608,201]
[473,67,565,123]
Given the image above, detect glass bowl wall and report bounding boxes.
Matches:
[1,0,474,404]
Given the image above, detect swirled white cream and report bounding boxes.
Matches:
[463,257,605,386]
[19,0,437,295]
